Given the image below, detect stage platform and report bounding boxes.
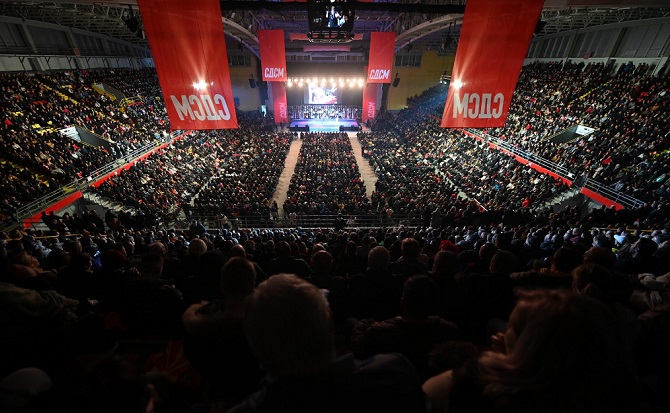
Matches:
[289,118,359,132]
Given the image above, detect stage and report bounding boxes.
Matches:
[289,118,360,132]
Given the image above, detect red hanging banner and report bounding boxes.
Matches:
[441,0,543,128]
[138,0,238,130]
[362,82,377,123]
[367,32,395,84]
[259,30,288,82]
[272,82,289,125]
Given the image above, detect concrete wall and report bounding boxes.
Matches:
[229,59,262,112]
[387,51,454,111]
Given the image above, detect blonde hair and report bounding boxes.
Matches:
[478,290,638,412]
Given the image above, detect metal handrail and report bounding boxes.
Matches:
[463,128,576,180]
[582,178,646,209]
[14,130,183,219]
[461,128,647,209]
[173,213,427,231]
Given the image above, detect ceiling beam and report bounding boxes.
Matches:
[219,1,465,14]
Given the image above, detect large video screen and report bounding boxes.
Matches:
[308,83,338,105]
[308,0,355,32]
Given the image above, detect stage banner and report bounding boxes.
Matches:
[272,82,289,125]
[362,82,377,123]
[367,32,395,84]
[138,0,238,130]
[441,0,543,128]
[259,30,288,82]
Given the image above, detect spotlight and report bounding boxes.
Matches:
[452,79,464,89]
[192,80,207,90]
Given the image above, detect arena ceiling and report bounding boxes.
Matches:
[0,1,668,58]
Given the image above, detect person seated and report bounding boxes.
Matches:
[615,237,665,277]
[350,275,459,381]
[389,238,428,280]
[115,253,185,337]
[229,274,427,413]
[423,289,641,413]
[338,246,404,321]
[0,281,79,377]
[510,246,583,290]
[265,241,312,279]
[182,257,263,406]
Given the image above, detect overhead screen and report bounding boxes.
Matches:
[307,0,355,32]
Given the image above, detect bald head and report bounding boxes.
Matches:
[311,250,333,273]
[368,246,390,270]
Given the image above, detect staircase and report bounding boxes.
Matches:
[84,191,126,212]
[535,187,582,212]
[272,138,303,216]
[347,132,377,199]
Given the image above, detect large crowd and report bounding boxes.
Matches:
[0,70,171,223]
[283,132,370,215]
[2,62,670,413]
[1,202,669,411]
[193,128,291,218]
[360,85,571,217]
[363,61,669,227]
[93,130,232,221]
[490,61,670,206]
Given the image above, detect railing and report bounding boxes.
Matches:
[582,178,646,209]
[172,213,426,231]
[14,130,184,220]
[463,128,576,180]
[461,128,647,209]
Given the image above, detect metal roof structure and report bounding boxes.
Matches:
[0,1,668,58]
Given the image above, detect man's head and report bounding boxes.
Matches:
[138,253,163,281]
[310,250,333,273]
[551,247,583,273]
[490,250,517,276]
[583,247,616,270]
[228,244,247,259]
[401,238,421,260]
[220,257,256,298]
[245,274,335,378]
[275,241,291,258]
[149,241,167,256]
[367,246,390,271]
[188,239,208,257]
